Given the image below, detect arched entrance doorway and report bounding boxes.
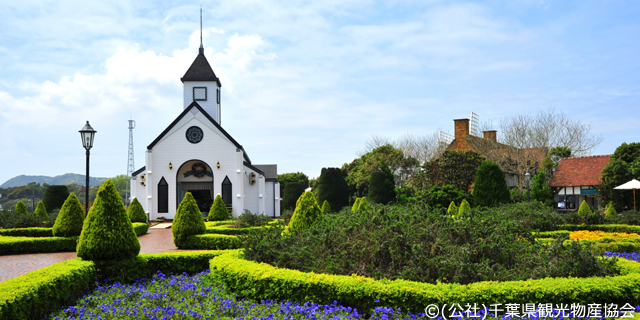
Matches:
[176,160,214,217]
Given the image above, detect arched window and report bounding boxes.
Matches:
[158,177,168,213]
[222,176,232,206]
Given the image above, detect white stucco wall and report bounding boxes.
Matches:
[183,81,221,124]
[242,165,260,214]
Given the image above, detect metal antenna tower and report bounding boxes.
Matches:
[469,112,480,137]
[125,118,136,206]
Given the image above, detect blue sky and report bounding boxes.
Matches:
[0,1,639,185]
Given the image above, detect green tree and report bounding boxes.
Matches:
[110,174,130,203]
[314,167,349,211]
[447,201,458,215]
[544,146,572,174]
[172,192,206,248]
[34,201,48,219]
[77,179,140,261]
[419,185,470,209]
[601,143,640,209]
[208,194,230,221]
[458,199,472,216]
[472,161,510,207]
[321,200,332,214]
[127,197,147,223]
[278,172,309,199]
[530,171,553,203]
[368,161,396,205]
[53,193,85,237]
[282,182,306,211]
[577,200,593,216]
[289,191,321,231]
[43,185,71,212]
[15,200,28,215]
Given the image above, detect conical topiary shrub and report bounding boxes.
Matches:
[173,192,207,248]
[605,202,617,218]
[288,191,321,231]
[34,201,48,219]
[77,179,140,261]
[357,197,370,211]
[127,197,147,223]
[53,193,85,237]
[321,200,332,214]
[577,200,593,216]
[15,200,29,215]
[472,160,510,207]
[351,198,361,212]
[458,199,472,216]
[208,194,230,221]
[447,201,458,216]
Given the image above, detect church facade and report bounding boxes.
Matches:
[130,44,280,219]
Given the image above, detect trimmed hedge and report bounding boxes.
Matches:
[0,251,226,320]
[132,222,149,236]
[0,227,53,237]
[558,224,640,234]
[533,230,570,239]
[177,234,241,250]
[205,220,234,227]
[209,250,640,314]
[0,236,77,255]
[206,225,266,235]
[0,258,95,320]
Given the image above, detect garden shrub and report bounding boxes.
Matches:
[422,184,470,209]
[208,194,230,221]
[458,199,471,216]
[321,200,332,214]
[357,197,370,211]
[509,188,527,203]
[0,209,58,229]
[178,234,241,250]
[288,191,321,232]
[127,197,147,223]
[206,225,265,235]
[53,193,85,237]
[231,210,271,228]
[605,202,617,218]
[533,230,570,239]
[557,224,640,234]
[530,171,553,203]
[446,201,458,216]
[172,192,207,248]
[472,161,510,207]
[42,185,71,212]
[605,210,640,225]
[0,236,78,255]
[351,198,361,212]
[0,227,53,237]
[132,222,149,236]
[242,202,616,285]
[282,182,306,211]
[368,161,395,205]
[34,201,48,219]
[577,200,593,215]
[205,220,234,227]
[0,258,95,320]
[77,179,140,261]
[15,200,28,215]
[314,167,349,211]
[210,250,639,315]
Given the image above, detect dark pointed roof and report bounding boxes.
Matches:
[147,101,250,163]
[180,53,222,86]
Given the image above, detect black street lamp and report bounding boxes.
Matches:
[79,121,96,215]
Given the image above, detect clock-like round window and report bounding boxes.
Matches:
[186,126,204,143]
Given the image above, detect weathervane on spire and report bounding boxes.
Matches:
[199,6,204,55]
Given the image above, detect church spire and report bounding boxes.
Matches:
[199,6,204,55]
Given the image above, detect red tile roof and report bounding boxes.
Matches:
[549,155,610,187]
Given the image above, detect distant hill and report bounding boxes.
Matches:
[1,174,108,188]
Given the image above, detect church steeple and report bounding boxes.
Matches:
[181,8,222,124]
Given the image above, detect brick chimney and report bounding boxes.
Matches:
[454,119,470,140]
[483,130,497,143]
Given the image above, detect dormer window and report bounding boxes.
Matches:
[193,87,207,101]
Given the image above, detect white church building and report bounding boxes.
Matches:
[130,41,280,219]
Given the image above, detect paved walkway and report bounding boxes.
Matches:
[0,223,188,282]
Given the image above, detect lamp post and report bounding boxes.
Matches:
[79,121,96,215]
[525,171,531,201]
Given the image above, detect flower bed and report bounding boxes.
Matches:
[603,251,640,263]
[570,230,640,241]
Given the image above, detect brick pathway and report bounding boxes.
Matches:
[0,223,187,282]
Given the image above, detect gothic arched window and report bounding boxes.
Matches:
[158,177,168,213]
[222,176,232,206]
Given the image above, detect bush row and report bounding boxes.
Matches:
[205,220,234,227]
[0,227,53,237]
[178,234,241,250]
[132,222,149,236]
[0,251,226,320]
[0,258,95,320]
[209,251,640,314]
[206,225,266,235]
[0,236,78,255]
[558,224,640,234]
[532,230,570,238]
